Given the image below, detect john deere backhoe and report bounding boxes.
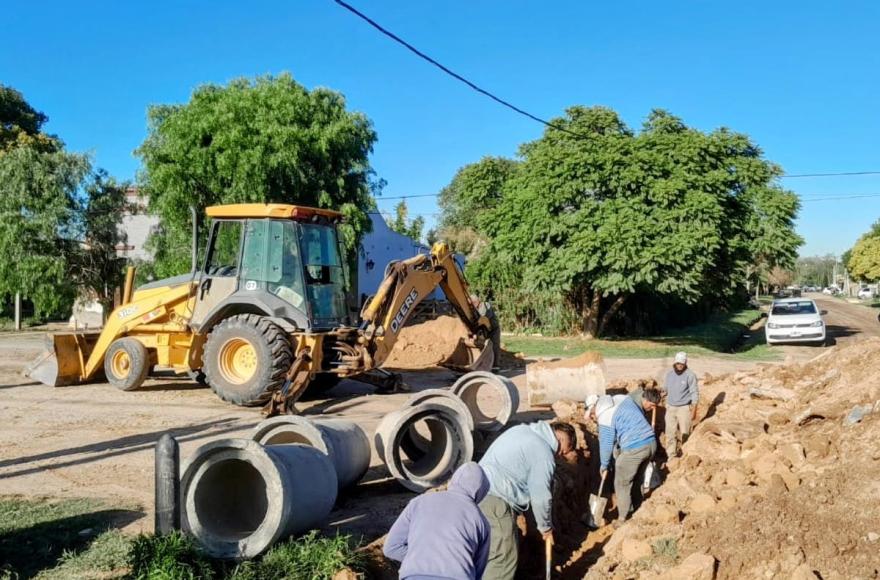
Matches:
[26,204,498,414]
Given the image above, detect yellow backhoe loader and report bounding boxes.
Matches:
[26,203,498,414]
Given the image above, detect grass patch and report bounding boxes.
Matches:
[128,531,363,580]
[36,530,132,579]
[502,308,777,361]
[652,537,679,561]
[0,496,142,579]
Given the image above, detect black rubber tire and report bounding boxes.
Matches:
[187,369,209,386]
[104,338,150,391]
[203,314,293,406]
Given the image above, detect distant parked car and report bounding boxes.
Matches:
[858,287,875,299]
[822,286,840,295]
[766,298,826,345]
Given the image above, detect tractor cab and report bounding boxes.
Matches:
[190,204,349,332]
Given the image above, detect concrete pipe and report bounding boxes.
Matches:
[402,389,475,456]
[251,416,370,490]
[451,371,520,432]
[375,402,474,493]
[180,438,337,559]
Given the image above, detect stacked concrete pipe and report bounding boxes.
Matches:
[251,416,370,490]
[401,388,475,455]
[180,438,337,559]
[375,401,474,492]
[451,371,520,432]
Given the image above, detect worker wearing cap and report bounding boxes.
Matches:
[589,394,657,523]
[661,351,700,457]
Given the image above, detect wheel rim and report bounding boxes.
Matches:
[110,350,131,379]
[218,338,258,385]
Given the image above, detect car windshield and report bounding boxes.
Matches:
[771,301,817,316]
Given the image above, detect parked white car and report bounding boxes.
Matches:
[765,298,826,345]
[858,287,875,299]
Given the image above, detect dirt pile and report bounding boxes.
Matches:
[586,338,880,579]
[383,316,470,369]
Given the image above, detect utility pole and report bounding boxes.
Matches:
[14,292,21,331]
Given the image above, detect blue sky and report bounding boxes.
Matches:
[3,0,878,256]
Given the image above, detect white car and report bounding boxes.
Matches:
[765,298,826,345]
[858,287,875,299]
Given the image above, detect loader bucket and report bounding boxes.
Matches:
[25,332,100,387]
[442,339,495,373]
[526,351,607,407]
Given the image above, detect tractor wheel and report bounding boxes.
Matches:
[105,338,150,391]
[203,314,293,406]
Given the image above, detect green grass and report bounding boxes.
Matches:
[0,497,141,579]
[502,307,778,361]
[0,497,362,580]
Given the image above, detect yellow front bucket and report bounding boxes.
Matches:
[25,332,100,387]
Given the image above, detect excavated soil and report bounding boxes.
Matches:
[383,316,471,369]
[585,338,880,580]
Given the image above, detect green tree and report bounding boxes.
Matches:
[849,231,880,281]
[0,146,88,316]
[465,107,801,337]
[0,84,60,153]
[436,156,518,258]
[137,74,379,278]
[388,200,425,241]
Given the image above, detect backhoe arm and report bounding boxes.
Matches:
[353,242,495,372]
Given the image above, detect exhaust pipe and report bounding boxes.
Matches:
[190,206,199,273]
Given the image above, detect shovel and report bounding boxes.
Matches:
[587,472,608,529]
[643,407,659,495]
[544,536,553,580]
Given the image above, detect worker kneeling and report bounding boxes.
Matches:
[595,391,659,522]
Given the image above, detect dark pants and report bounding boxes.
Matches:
[479,494,518,580]
[614,441,656,521]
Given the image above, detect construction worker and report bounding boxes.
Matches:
[661,351,700,457]
[384,462,491,580]
[596,395,657,523]
[627,379,660,415]
[478,421,576,580]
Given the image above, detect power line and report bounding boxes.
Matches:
[783,171,880,178]
[375,194,438,201]
[331,0,588,140]
[800,193,880,202]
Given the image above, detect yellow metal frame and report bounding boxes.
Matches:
[205,203,342,221]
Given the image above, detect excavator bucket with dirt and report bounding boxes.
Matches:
[442,338,496,373]
[25,332,100,387]
[526,351,607,407]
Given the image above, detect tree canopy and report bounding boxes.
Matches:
[439,106,802,337]
[137,74,379,277]
[387,201,425,242]
[847,219,880,282]
[0,86,128,318]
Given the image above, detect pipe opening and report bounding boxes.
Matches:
[458,382,504,426]
[262,431,313,446]
[193,458,268,541]
[395,412,459,482]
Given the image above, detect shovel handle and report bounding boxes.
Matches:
[598,471,607,496]
[651,407,657,429]
[545,536,553,579]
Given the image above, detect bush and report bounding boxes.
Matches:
[228,531,362,580]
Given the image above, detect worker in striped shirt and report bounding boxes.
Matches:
[592,392,659,523]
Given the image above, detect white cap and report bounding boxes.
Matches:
[584,394,600,410]
[674,351,688,365]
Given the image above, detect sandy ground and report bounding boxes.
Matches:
[0,294,876,546]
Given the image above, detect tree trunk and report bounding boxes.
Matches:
[598,294,627,337]
[580,289,600,339]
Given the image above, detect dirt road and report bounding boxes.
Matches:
[1,296,875,542]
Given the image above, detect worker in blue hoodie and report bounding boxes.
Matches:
[478,421,576,580]
[384,462,491,579]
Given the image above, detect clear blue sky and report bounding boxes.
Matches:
[3,0,879,256]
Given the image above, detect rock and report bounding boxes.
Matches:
[768,473,789,495]
[844,404,873,425]
[684,454,703,469]
[867,532,879,542]
[332,569,360,580]
[803,436,830,459]
[551,399,579,419]
[779,442,806,466]
[790,564,819,580]
[620,539,653,562]
[724,468,748,486]
[689,493,717,513]
[649,504,680,525]
[656,552,716,580]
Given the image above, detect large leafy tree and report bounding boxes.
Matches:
[456,107,800,337]
[137,74,379,278]
[848,220,880,281]
[0,86,128,318]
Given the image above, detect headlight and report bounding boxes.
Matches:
[811,320,824,327]
[767,322,779,329]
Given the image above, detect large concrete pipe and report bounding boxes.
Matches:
[180,438,337,559]
[451,371,520,432]
[251,416,370,490]
[525,351,606,407]
[375,402,474,493]
[402,389,475,456]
